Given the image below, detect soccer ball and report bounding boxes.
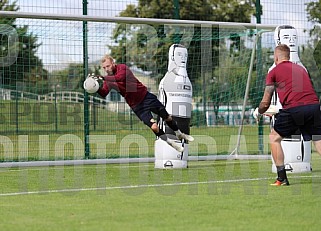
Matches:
[83,77,99,94]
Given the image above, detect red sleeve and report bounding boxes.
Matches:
[266,68,275,86]
[97,81,110,98]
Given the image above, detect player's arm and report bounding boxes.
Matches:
[97,81,110,98]
[258,85,275,114]
[85,73,110,97]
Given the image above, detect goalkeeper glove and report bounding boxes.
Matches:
[87,73,103,85]
[252,107,262,122]
[87,73,103,80]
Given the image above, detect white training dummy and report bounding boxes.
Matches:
[154,44,193,169]
[269,25,312,173]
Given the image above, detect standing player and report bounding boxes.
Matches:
[253,44,321,186]
[267,25,312,173]
[84,55,194,152]
[269,25,307,112]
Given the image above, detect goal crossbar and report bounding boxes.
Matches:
[0,10,276,30]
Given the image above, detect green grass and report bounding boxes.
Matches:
[0,100,273,161]
[1,155,321,231]
[0,128,272,161]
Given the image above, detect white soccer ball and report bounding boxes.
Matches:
[83,77,99,94]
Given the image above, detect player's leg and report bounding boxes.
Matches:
[269,129,284,166]
[303,104,321,156]
[146,92,194,142]
[313,140,321,156]
[269,109,298,186]
[150,120,167,141]
[163,114,194,142]
[132,100,184,152]
[269,129,289,186]
[150,121,184,152]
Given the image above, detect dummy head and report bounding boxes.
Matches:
[168,44,188,74]
[274,25,298,53]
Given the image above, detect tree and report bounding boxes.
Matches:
[50,63,97,92]
[0,0,48,93]
[303,1,321,93]
[108,0,260,103]
[209,0,258,23]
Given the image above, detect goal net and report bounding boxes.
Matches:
[0,11,275,164]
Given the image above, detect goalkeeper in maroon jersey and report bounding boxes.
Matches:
[90,55,194,152]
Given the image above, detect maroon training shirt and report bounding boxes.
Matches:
[266,61,319,109]
[97,64,148,108]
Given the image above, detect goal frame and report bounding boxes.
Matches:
[0,10,275,166]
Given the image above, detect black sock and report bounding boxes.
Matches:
[276,165,287,181]
[154,130,167,141]
[165,120,179,131]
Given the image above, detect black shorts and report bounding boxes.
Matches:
[132,92,168,127]
[274,104,321,141]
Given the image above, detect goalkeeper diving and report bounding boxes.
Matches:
[83,55,194,152]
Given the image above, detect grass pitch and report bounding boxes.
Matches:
[1,155,321,231]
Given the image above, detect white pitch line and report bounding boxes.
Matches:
[0,177,270,197]
[0,175,320,197]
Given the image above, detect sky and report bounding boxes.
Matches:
[6,0,319,70]
[12,0,137,70]
[255,0,316,44]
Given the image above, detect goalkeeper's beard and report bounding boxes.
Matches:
[106,70,114,76]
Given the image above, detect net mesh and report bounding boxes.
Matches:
[1,0,318,162]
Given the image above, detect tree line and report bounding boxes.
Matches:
[0,0,320,104]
